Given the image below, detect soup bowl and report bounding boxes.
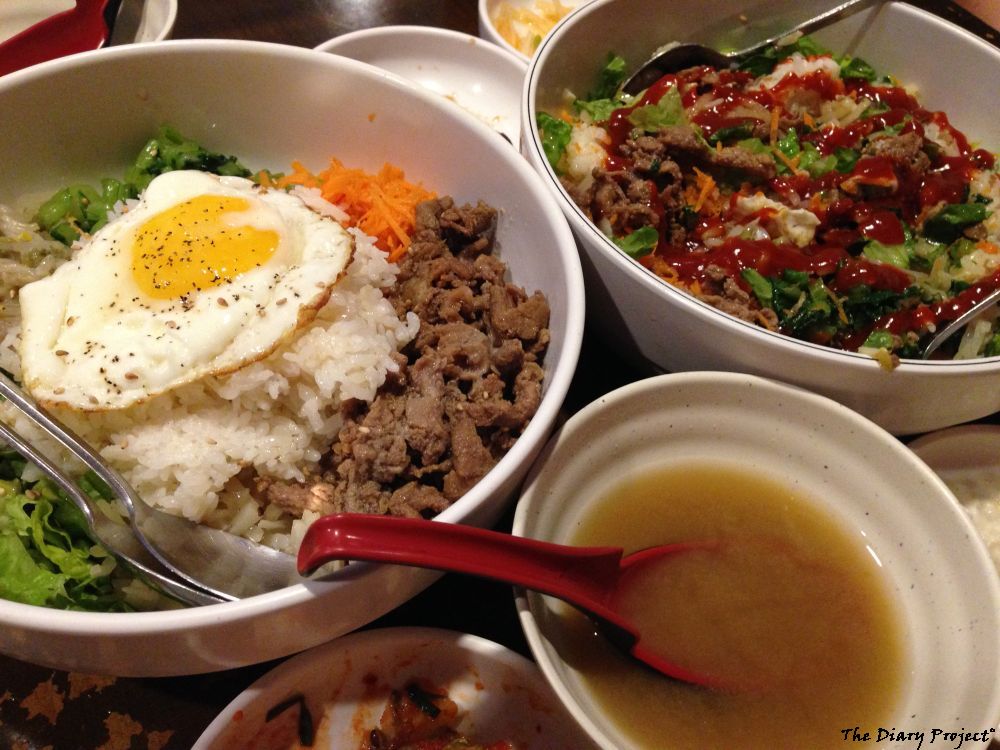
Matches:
[514,371,1000,749]
[0,39,584,676]
[522,0,1000,435]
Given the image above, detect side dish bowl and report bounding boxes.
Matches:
[315,25,526,147]
[477,0,587,61]
[0,39,584,676]
[909,423,1000,572]
[522,0,1000,435]
[194,627,598,749]
[514,371,1000,750]
[0,0,177,45]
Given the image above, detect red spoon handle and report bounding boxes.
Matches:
[0,0,110,77]
[298,513,624,612]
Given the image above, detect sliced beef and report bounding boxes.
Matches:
[862,130,931,174]
[696,264,780,330]
[638,125,777,184]
[254,197,550,520]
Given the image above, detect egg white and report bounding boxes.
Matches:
[19,170,355,410]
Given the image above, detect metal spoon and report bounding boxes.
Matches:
[0,414,221,607]
[921,285,1000,359]
[621,0,881,95]
[0,373,301,604]
[298,513,748,690]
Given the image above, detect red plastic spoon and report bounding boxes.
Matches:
[297,513,736,691]
[0,0,117,78]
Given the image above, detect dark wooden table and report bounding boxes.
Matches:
[1,2,998,748]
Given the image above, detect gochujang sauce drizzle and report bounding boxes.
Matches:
[596,56,995,351]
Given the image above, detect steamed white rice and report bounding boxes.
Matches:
[0,226,418,552]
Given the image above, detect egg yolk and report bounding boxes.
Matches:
[131,194,279,299]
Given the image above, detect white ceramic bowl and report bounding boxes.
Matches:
[522,0,1000,436]
[0,0,176,44]
[0,39,584,676]
[194,627,598,749]
[513,372,1000,750]
[909,423,1000,572]
[315,25,526,148]
[477,0,589,61]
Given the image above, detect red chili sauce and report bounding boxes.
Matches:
[596,59,996,352]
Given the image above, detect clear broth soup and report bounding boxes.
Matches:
[538,462,906,750]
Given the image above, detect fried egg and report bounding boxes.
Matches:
[19,170,354,410]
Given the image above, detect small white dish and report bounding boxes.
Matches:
[478,0,589,61]
[193,627,597,749]
[910,424,1000,573]
[513,372,1000,750]
[316,25,526,148]
[0,0,176,44]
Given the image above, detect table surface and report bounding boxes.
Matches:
[1,2,999,748]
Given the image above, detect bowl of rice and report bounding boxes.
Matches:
[0,39,584,675]
[522,0,1000,435]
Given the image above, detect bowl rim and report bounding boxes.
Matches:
[193,625,553,748]
[512,370,1000,747]
[314,22,528,74]
[313,23,528,147]
[521,0,1000,374]
[145,0,178,42]
[0,38,586,632]
[477,0,531,62]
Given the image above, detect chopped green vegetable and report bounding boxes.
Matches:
[613,226,659,258]
[588,53,628,100]
[923,203,990,244]
[707,123,754,146]
[985,334,1000,357]
[834,146,860,174]
[736,137,771,155]
[0,471,131,611]
[775,128,800,160]
[741,268,773,305]
[34,179,134,245]
[35,125,252,246]
[738,35,831,77]
[573,97,618,123]
[862,330,895,349]
[862,240,911,269]
[797,143,838,177]
[627,86,685,132]
[536,112,572,172]
[839,56,877,82]
[125,125,250,192]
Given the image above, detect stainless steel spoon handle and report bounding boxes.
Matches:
[731,0,881,58]
[0,399,222,606]
[0,372,225,606]
[921,286,1000,359]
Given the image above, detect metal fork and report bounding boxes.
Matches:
[0,373,223,606]
[0,373,304,606]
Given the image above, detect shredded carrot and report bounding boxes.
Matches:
[276,158,435,262]
[772,147,802,175]
[648,255,681,283]
[692,167,716,213]
[769,105,782,146]
[976,241,1000,254]
[823,285,850,325]
[802,112,816,128]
